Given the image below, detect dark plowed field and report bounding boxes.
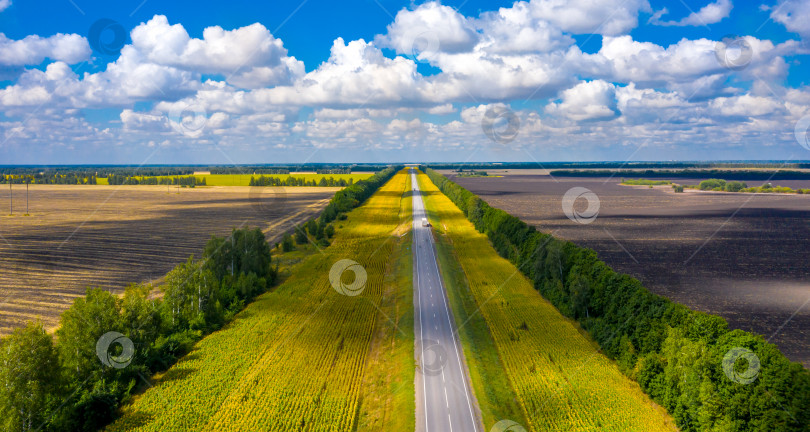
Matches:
[0,185,338,334]
[449,172,810,367]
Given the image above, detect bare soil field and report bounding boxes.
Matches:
[445,171,810,367]
[0,185,338,335]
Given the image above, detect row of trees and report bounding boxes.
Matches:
[424,168,810,432]
[248,175,354,187]
[211,167,290,174]
[1,174,98,184]
[106,175,205,186]
[316,168,351,174]
[0,228,276,431]
[283,166,400,250]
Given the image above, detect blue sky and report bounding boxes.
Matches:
[0,0,809,164]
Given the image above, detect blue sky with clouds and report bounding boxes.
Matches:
[0,0,809,164]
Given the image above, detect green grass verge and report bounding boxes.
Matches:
[356,177,415,432]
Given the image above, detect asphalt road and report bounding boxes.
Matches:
[411,169,480,432]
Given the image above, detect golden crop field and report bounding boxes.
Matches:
[416,171,678,432]
[96,173,374,186]
[107,170,413,432]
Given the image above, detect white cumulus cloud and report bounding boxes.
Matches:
[546,80,620,121]
[0,32,91,66]
[650,0,733,27]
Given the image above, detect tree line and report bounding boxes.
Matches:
[0,166,400,431]
[1,174,98,185]
[249,175,354,187]
[551,169,810,180]
[210,167,290,174]
[0,227,275,431]
[693,179,810,194]
[423,167,810,432]
[280,166,400,251]
[106,175,205,186]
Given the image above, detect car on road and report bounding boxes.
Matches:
[421,217,430,227]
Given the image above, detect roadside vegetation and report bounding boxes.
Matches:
[104,167,408,431]
[355,178,414,432]
[424,167,810,432]
[417,170,676,432]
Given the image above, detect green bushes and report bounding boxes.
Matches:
[423,167,810,432]
[696,179,748,192]
[698,178,727,190]
[622,178,672,186]
[281,233,295,251]
[725,181,747,192]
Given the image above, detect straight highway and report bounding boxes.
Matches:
[411,168,480,432]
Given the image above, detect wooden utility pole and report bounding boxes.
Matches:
[8,180,11,215]
[26,179,29,215]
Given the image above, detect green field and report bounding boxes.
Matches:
[107,170,413,431]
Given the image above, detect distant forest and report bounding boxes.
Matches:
[428,162,810,170]
[551,169,810,180]
[0,163,389,178]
